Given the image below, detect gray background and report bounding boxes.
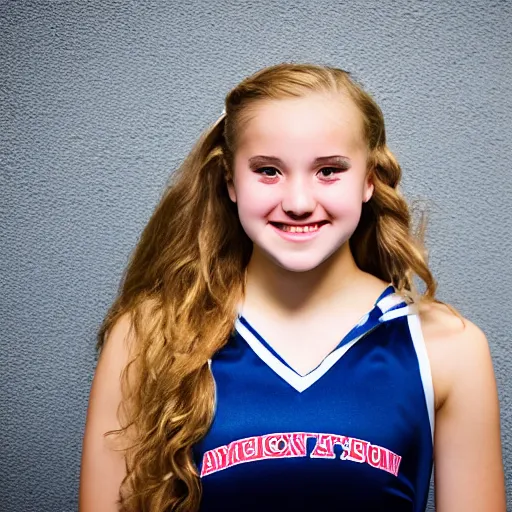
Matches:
[1,0,511,510]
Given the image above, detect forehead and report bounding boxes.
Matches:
[235,94,367,157]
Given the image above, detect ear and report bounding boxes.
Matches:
[226,179,237,203]
[363,174,374,203]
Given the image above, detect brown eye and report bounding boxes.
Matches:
[256,167,280,177]
[318,167,342,177]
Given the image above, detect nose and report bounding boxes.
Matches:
[281,175,316,217]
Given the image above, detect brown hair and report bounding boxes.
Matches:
[98,63,436,511]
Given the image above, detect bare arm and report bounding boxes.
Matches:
[79,314,136,512]
[425,309,506,511]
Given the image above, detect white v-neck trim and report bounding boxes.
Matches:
[234,290,412,393]
[235,318,374,393]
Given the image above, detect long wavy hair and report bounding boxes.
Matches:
[97,63,436,511]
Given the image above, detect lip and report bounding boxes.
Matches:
[269,221,328,242]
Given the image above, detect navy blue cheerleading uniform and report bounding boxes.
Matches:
[193,285,434,511]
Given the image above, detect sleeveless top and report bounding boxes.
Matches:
[193,285,434,511]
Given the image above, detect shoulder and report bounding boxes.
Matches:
[88,310,140,433]
[417,301,505,511]
[99,297,158,368]
[417,300,493,411]
[99,311,137,364]
[80,310,140,510]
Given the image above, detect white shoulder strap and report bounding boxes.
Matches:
[407,313,435,440]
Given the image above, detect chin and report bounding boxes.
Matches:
[269,254,332,273]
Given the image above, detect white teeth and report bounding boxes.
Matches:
[278,224,320,233]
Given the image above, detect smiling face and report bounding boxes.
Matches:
[227,93,373,273]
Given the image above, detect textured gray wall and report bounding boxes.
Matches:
[1,1,511,510]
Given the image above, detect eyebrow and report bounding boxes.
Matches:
[248,155,350,166]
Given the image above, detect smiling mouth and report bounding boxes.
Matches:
[270,221,328,233]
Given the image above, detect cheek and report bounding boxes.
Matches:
[323,181,366,216]
[328,201,363,222]
[235,184,279,218]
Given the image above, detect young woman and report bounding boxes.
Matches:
[79,63,506,511]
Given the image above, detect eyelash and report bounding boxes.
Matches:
[254,166,347,179]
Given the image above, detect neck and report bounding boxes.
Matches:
[244,243,376,316]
